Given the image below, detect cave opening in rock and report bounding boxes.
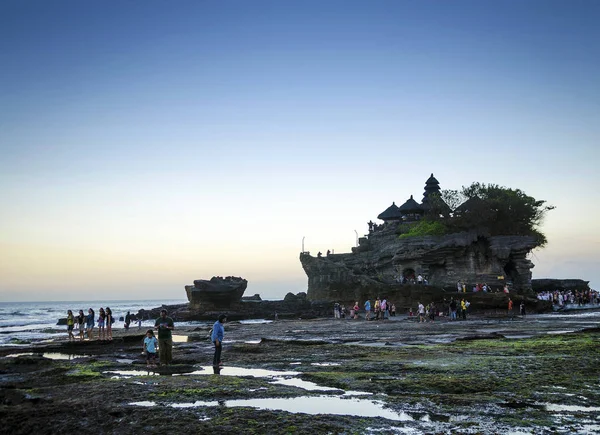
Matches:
[503,260,518,283]
[402,268,416,281]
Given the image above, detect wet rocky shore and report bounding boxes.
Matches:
[1,311,599,434]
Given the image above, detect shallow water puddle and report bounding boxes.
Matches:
[130,401,156,407]
[6,352,90,360]
[104,370,160,378]
[311,362,340,366]
[541,403,600,412]
[239,319,272,324]
[131,396,413,421]
[270,377,340,391]
[171,335,188,343]
[182,366,298,377]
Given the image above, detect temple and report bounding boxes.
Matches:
[300,174,539,303]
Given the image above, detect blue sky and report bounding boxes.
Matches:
[1,1,599,301]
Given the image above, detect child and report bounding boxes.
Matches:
[143,329,158,368]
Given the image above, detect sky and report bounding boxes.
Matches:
[0,1,599,302]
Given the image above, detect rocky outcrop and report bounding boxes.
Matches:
[137,292,332,321]
[531,279,590,293]
[185,276,248,308]
[300,229,539,302]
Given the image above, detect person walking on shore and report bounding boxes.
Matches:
[418,302,425,322]
[98,307,106,341]
[66,310,75,341]
[211,314,227,368]
[155,309,174,366]
[86,308,95,340]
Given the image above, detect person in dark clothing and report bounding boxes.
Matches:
[125,311,131,329]
[449,298,457,321]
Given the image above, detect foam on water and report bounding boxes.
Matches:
[0,299,187,346]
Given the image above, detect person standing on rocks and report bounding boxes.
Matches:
[418,302,425,322]
[460,299,467,320]
[66,310,75,341]
[98,307,106,341]
[86,308,95,340]
[508,298,514,319]
[364,299,371,320]
[449,298,458,321]
[155,309,175,366]
[105,307,114,341]
[211,314,227,368]
[77,310,85,340]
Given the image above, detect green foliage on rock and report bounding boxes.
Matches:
[399,220,448,238]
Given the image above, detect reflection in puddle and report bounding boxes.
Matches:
[184,366,299,378]
[130,401,156,407]
[546,331,575,335]
[172,335,188,343]
[244,340,262,344]
[542,403,600,412]
[311,362,340,366]
[6,352,90,360]
[239,319,272,324]
[104,370,160,378]
[166,396,412,421]
[270,377,339,391]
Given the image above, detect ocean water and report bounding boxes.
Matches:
[0,299,187,346]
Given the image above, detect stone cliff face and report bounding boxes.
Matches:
[300,229,538,302]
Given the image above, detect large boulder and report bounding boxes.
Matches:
[186,276,247,308]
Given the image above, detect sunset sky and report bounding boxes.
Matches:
[1,1,598,301]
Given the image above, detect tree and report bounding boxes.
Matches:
[445,183,554,246]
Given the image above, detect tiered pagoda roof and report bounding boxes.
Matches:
[398,195,424,214]
[423,173,441,201]
[377,202,403,221]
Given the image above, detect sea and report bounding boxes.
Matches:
[0,299,189,347]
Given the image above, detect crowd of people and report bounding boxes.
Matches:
[537,289,599,307]
[333,296,477,322]
[333,298,397,320]
[65,307,117,342]
[64,307,175,367]
[456,281,510,293]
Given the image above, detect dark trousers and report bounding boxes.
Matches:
[158,338,172,365]
[213,342,222,366]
